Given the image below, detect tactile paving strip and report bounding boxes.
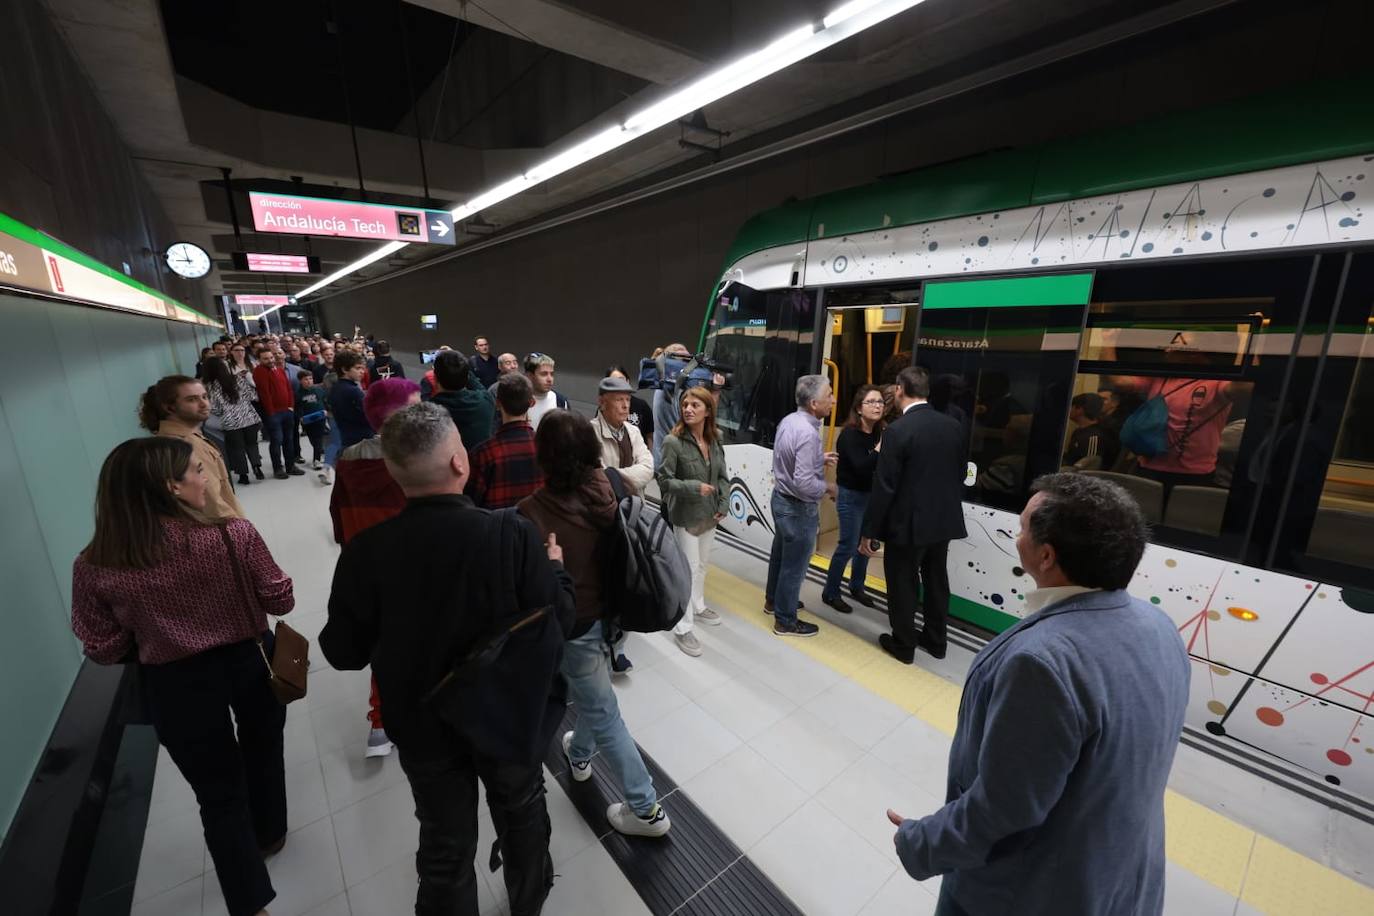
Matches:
[544,707,803,915]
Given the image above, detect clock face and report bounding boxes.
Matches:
[165,242,212,279]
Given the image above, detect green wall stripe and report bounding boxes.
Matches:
[0,210,212,321]
[922,273,1093,310]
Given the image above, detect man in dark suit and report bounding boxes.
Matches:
[861,366,968,662]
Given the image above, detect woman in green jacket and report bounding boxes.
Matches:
[656,386,730,657]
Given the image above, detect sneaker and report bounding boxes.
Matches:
[674,631,703,657]
[610,653,634,676]
[695,607,722,626]
[294,456,306,464]
[773,619,820,638]
[312,458,323,470]
[365,728,393,758]
[562,731,592,782]
[318,466,333,485]
[822,595,853,614]
[287,466,306,477]
[607,802,671,837]
[253,466,265,480]
[273,469,289,480]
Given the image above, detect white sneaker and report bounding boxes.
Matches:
[695,607,722,626]
[607,802,670,837]
[318,466,333,485]
[312,458,323,470]
[674,631,703,657]
[365,728,393,758]
[562,730,592,782]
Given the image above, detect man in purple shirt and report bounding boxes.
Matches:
[765,374,838,637]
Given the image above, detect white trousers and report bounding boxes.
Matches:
[673,525,717,636]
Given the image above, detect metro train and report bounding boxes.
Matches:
[695,78,1374,810]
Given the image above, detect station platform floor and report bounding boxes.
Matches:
[128,475,1374,916]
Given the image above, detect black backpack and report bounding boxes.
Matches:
[601,469,691,632]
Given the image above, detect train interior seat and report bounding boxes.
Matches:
[1162,485,1228,536]
[1083,470,1164,523]
[1306,507,1374,567]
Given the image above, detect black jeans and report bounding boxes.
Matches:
[302,421,326,462]
[398,738,554,916]
[222,424,263,475]
[142,639,287,916]
[885,540,952,652]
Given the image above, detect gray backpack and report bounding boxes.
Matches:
[601,469,691,632]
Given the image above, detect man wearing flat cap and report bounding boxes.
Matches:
[592,375,654,493]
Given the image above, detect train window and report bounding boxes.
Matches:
[1077,255,1324,559]
[705,282,815,447]
[1269,252,1374,588]
[915,302,1085,512]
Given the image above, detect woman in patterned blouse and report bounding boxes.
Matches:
[72,437,294,916]
[205,355,265,485]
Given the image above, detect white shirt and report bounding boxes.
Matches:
[528,389,560,429]
[1023,584,1099,615]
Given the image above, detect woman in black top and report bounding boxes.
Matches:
[822,385,886,613]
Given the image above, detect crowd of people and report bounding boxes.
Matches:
[67,327,1192,916]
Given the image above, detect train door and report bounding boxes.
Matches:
[815,284,922,594]
[913,273,1094,512]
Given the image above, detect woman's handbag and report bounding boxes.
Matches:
[218,524,309,704]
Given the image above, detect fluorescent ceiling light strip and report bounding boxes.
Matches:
[824,0,886,28]
[302,0,923,301]
[295,240,408,298]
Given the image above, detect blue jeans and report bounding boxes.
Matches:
[823,486,870,601]
[323,417,343,467]
[765,493,820,628]
[263,410,297,470]
[561,628,656,815]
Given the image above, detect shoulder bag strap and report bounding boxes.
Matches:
[217,523,272,669]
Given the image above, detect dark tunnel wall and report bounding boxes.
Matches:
[316,0,1368,406]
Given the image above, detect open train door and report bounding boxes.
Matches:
[912,272,1094,513]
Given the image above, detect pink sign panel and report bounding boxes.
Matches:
[233,295,292,307]
[247,253,310,273]
[248,192,455,245]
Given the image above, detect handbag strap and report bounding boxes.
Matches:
[217,524,272,668]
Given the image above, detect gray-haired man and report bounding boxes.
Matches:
[764,374,837,637]
[321,402,575,916]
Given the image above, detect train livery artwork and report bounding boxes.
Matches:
[697,81,1374,810]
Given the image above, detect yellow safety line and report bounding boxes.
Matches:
[703,564,1374,915]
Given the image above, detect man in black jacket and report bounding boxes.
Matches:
[861,366,968,662]
[321,402,575,916]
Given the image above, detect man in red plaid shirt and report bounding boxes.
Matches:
[466,372,544,509]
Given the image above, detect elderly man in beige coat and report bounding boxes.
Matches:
[591,376,653,492]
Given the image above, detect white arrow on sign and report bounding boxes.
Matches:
[430,220,450,238]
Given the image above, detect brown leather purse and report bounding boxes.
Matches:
[218,524,309,704]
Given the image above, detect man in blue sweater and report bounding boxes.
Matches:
[888,473,1189,916]
[329,351,373,449]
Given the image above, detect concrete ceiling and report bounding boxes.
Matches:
[40,0,1185,304]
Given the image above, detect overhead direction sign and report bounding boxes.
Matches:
[232,251,321,274]
[248,192,456,246]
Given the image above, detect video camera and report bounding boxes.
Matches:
[636,351,732,396]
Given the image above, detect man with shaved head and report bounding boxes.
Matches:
[321,402,576,916]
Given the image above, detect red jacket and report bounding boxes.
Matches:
[330,439,407,545]
[252,364,294,415]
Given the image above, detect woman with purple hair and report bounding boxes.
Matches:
[328,376,421,759]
